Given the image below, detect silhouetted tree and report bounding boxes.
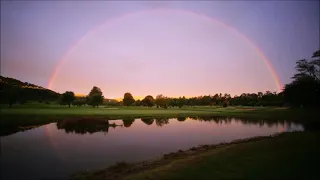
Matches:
[87,86,104,107]
[123,92,135,106]
[283,49,320,107]
[133,99,142,106]
[73,97,86,107]
[141,95,155,107]
[61,91,75,108]
[155,94,169,108]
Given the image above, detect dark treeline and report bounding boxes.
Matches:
[1,50,319,108]
[283,50,320,108]
[122,92,283,108]
[0,76,60,107]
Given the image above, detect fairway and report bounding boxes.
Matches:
[73,132,320,180]
[1,104,317,121]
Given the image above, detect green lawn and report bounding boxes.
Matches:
[1,104,319,136]
[0,103,312,118]
[77,132,320,180]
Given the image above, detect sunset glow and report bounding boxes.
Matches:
[49,9,281,98]
[1,1,319,98]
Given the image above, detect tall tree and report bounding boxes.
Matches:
[284,49,320,107]
[87,86,104,107]
[123,92,135,106]
[155,94,168,108]
[134,100,142,106]
[61,91,75,108]
[141,95,155,107]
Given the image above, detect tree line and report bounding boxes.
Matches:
[59,88,284,108]
[2,49,319,108]
[58,49,320,108]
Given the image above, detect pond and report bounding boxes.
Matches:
[1,117,303,180]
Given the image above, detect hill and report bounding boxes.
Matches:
[0,76,60,105]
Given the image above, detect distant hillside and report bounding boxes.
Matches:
[0,76,50,90]
[0,76,60,105]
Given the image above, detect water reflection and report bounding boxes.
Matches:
[1,116,305,180]
[177,117,187,121]
[56,118,121,134]
[141,118,154,125]
[122,118,135,128]
[54,116,308,135]
[2,115,317,137]
[155,117,170,127]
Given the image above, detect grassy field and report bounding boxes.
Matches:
[1,103,319,136]
[73,131,320,180]
[1,103,317,119]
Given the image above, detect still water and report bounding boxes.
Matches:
[1,117,303,180]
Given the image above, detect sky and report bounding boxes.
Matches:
[1,1,319,98]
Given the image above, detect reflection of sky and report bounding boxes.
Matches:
[1,1,319,98]
[1,118,303,179]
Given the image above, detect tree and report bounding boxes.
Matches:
[73,97,86,107]
[87,86,104,107]
[155,94,169,108]
[284,76,319,107]
[293,59,320,81]
[177,97,185,108]
[133,100,142,106]
[6,86,19,108]
[123,92,135,106]
[283,49,320,107]
[141,95,155,107]
[61,91,75,108]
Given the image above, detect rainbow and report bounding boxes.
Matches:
[47,8,282,92]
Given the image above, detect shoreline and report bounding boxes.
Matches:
[70,132,289,180]
[2,107,319,136]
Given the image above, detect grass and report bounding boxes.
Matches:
[1,103,318,120]
[73,131,320,180]
[2,104,319,179]
[1,104,319,136]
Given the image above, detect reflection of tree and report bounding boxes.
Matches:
[57,118,119,134]
[122,118,135,128]
[187,115,289,128]
[177,117,186,122]
[155,117,169,127]
[141,118,154,125]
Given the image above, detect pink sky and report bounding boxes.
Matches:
[1,1,319,98]
[50,10,279,98]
